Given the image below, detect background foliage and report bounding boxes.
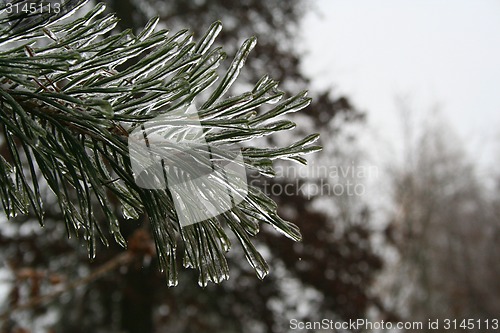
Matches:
[0,1,388,332]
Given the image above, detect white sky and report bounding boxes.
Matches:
[300,0,500,166]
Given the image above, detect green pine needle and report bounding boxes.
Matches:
[0,0,321,286]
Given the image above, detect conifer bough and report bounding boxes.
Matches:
[0,0,321,286]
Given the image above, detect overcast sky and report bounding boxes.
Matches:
[300,0,500,167]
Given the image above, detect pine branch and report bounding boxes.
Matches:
[0,0,321,285]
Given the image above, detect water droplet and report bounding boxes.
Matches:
[121,202,139,220]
